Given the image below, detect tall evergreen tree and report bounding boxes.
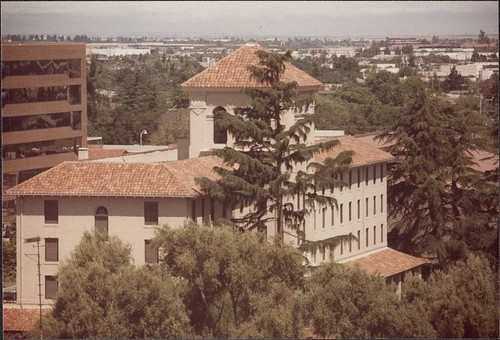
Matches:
[378,82,452,259]
[379,80,498,266]
[197,50,353,244]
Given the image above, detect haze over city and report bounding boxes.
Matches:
[1,1,498,38]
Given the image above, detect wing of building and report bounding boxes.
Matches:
[7,43,427,306]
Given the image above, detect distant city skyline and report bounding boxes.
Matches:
[1,1,498,38]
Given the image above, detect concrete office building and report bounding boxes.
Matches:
[2,43,87,224]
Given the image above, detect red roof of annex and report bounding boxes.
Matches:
[7,137,392,198]
[182,44,322,89]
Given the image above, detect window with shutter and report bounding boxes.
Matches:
[144,201,158,225]
[44,200,58,224]
[145,240,158,264]
[45,238,58,262]
[45,276,58,299]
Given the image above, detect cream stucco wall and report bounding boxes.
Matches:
[186,88,316,158]
[284,163,388,265]
[16,195,192,306]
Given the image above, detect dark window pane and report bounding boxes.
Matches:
[2,59,81,79]
[145,240,158,264]
[44,200,58,224]
[45,276,58,299]
[95,206,108,238]
[213,107,227,144]
[2,137,81,160]
[144,201,158,224]
[45,238,58,262]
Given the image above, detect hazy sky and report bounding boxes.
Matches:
[1,1,498,38]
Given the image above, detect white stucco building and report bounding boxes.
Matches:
[8,44,427,306]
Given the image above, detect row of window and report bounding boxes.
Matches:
[43,201,159,225]
[315,194,384,230]
[3,137,82,161]
[338,165,385,192]
[314,224,385,262]
[1,85,81,107]
[3,111,82,133]
[1,59,81,79]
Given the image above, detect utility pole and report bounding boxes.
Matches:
[25,236,42,339]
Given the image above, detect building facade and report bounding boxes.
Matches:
[2,43,88,224]
[8,44,426,306]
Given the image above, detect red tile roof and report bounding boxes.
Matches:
[7,156,224,198]
[182,44,322,89]
[343,248,428,278]
[87,149,127,160]
[315,135,394,166]
[3,308,49,332]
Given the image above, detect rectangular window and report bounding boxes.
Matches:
[357,230,361,250]
[222,201,227,219]
[349,233,352,252]
[340,173,343,192]
[322,207,326,229]
[210,198,215,222]
[365,167,369,186]
[239,201,243,214]
[349,170,352,189]
[373,196,376,215]
[191,200,196,221]
[331,205,334,226]
[322,245,326,261]
[366,228,369,247]
[357,168,361,188]
[45,238,58,262]
[314,209,317,230]
[340,204,343,224]
[380,164,384,182]
[365,198,369,217]
[44,200,58,224]
[357,200,361,220]
[144,201,158,225]
[381,224,384,243]
[348,202,352,222]
[374,226,377,245]
[340,240,343,255]
[45,276,58,300]
[381,194,384,213]
[145,240,158,264]
[373,165,377,184]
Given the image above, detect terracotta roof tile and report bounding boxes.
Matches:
[343,248,428,277]
[182,44,322,89]
[315,135,394,166]
[87,149,127,160]
[3,308,49,332]
[7,156,225,198]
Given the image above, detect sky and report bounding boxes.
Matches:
[1,1,498,38]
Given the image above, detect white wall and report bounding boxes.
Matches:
[16,195,191,306]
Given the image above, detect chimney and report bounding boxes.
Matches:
[78,147,88,160]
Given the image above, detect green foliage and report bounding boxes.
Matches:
[442,65,465,92]
[44,232,191,338]
[402,254,499,338]
[148,108,190,145]
[364,70,402,105]
[291,55,361,83]
[197,49,352,241]
[153,221,306,338]
[379,81,498,266]
[313,94,350,130]
[303,263,436,338]
[2,219,16,284]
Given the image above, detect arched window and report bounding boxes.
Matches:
[95,206,108,237]
[213,106,227,144]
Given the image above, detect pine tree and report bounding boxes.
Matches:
[379,80,499,266]
[197,50,353,244]
[378,83,452,258]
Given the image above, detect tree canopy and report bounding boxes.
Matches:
[197,49,353,243]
